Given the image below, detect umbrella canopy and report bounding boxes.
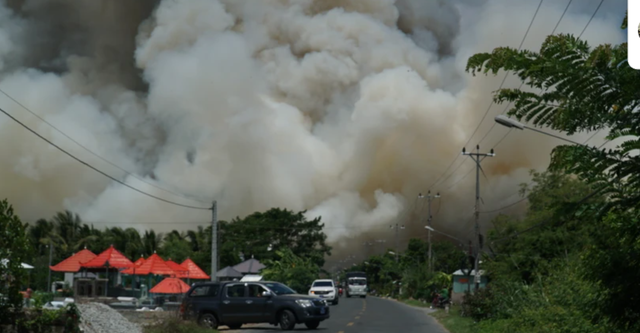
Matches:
[50,248,97,272]
[121,253,175,275]
[217,266,243,278]
[180,258,210,279]
[165,260,189,278]
[81,245,134,269]
[149,277,191,294]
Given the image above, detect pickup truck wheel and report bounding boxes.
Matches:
[198,313,218,329]
[227,323,242,329]
[278,309,296,330]
[305,321,320,329]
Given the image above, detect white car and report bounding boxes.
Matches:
[308,279,339,305]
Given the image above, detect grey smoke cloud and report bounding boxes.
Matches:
[0,0,625,262]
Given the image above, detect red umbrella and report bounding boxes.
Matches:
[149,277,191,294]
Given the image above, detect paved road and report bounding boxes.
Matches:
[220,296,449,332]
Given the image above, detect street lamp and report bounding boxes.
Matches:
[418,191,440,273]
[494,115,586,146]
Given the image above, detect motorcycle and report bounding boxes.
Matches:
[432,296,450,309]
[338,287,343,297]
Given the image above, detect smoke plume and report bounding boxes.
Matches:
[0,0,625,263]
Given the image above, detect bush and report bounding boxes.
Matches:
[12,303,81,333]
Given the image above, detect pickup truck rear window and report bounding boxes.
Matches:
[189,285,219,297]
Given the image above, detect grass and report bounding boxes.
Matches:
[429,305,477,333]
[143,316,217,333]
[402,298,431,308]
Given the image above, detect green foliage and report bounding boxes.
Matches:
[221,208,332,267]
[581,210,640,330]
[31,292,54,309]
[261,248,319,293]
[0,199,31,324]
[466,30,640,215]
[13,303,80,333]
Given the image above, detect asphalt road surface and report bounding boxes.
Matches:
[221,296,449,333]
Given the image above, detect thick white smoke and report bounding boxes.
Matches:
[0,0,626,250]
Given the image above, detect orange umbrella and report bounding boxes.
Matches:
[149,277,191,294]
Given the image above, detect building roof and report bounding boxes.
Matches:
[180,258,210,279]
[216,266,243,278]
[50,249,97,272]
[133,256,146,267]
[80,245,133,269]
[452,269,485,276]
[232,258,265,274]
[121,253,175,276]
[165,260,189,278]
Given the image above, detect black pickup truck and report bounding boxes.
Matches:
[180,281,330,330]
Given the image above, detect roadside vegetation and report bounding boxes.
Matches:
[354,11,640,333]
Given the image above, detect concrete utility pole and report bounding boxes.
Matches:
[211,201,218,282]
[462,145,495,291]
[390,224,405,262]
[47,242,53,292]
[419,191,440,273]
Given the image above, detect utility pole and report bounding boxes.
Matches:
[419,191,440,273]
[462,145,494,291]
[47,242,53,292]
[210,201,218,282]
[390,224,405,262]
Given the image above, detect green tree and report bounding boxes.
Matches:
[0,199,31,323]
[466,31,639,213]
[222,208,332,267]
[261,248,319,293]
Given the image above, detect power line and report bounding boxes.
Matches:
[426,0,544,190]
[0,105,212,210]
[578,0,604,38]
[490,0,605,151]
[479,197,528,214]
[478,0,573,147]
[0,89,210,206]
[490,187,603,243]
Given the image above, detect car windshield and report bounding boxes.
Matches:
[312,281,333,287]
[263,282,296,295]
[348,278,366,286]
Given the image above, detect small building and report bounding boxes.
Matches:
[232,258,265,276]
[451,269,488,304]
[216,266,243,282]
